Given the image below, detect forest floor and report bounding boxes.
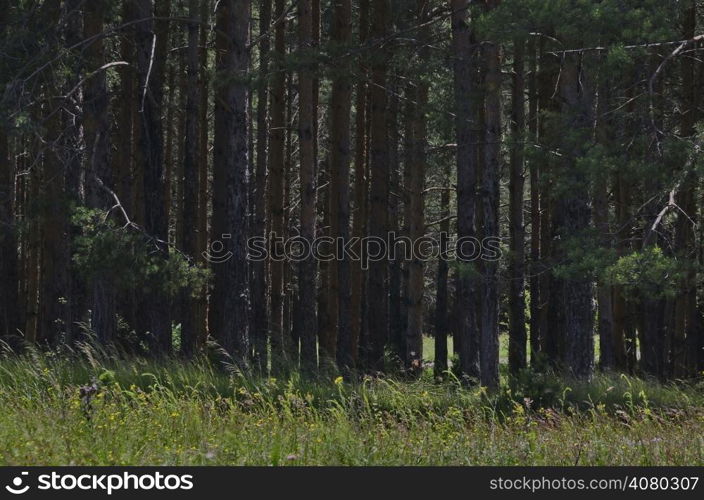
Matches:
[0,340,703,465]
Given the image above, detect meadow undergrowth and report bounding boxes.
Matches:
[0,343,702,465]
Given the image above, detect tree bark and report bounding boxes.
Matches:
[84,0,117,345]
[537,37,560,365]
[197,0,211,348]
[480,0,502,389]
[388,82,403,366]
[297,0,318,373]
[594,73,615,370]
[364,0,390,373]
[527,37,541,365]
[211,0,251,365]
[268,0,287,370]
[0,0,18,340]
[434,162,451,378]
[134,0,171,353]
[251,0,271,372]
[350,0,369,367]
[330,0,354,372]
[508,36,527,375]
[451,0,480,382]
[180,0,202,357]
[35,0,67,345]
[675,0,697,377]
[555,50,595,379]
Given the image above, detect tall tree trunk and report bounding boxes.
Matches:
[62,0,87,344]
[537,36,559,365]
[480,0,502,389]
[115,1,135,215]
[388,82,403,365]
[640,52,667,379]
[113,0,137,342]
[405,0,429,376]
[37,0,67,346]
[508,36,527,375]
[180,0,202,357]
[594,74,615,370]
[363,0,390,373]
[330,0,354,372]
[317,162,333,364]
[134,0,171,353]
[451,0,480,382]
[174,50,187,251]
[0,0,18,340]
[25,156,40,344]
[405,86,427,376]
[284,72,295,361]
[84,0,117,345]
[555,50,595,379]
[350,0,369,366]
[675,0,698,377]
[251,0,272,372]
[434,163,450,378]
[527,37,541,365]
[612,168,630,371]
[313,0,334,368]
[164,64,175,243]
[401,87,414,365]
[268,0,287,370]
[197,0,211,347]
[297,0,318,373]
[210,0,251,364]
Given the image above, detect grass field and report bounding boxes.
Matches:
[0,341,703,466]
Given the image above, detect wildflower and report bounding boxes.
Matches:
[334,376,344,386]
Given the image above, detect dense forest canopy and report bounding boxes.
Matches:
[0,0,703,386]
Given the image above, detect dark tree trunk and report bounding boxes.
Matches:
[434,163,450,378]
[251,0,272,372]
[508,36,527,375]
[400,86,414,366]
[62,0,87,344]
[196,0,211,350]
[134,0,171,353]
[388,83,403,366]
[330,0,354,373]
[365,0,390,373]
[527,37,541,365]
[594,75,615,370]
[350,0,369,367]
[675,0,698,377]
[180,0,202,357]
[451,0,480,383]
[35,0,67,346]
[537,37,560,365]
[406,84,427,376]
[0,0,18,340]
[268,0,287,370]
[555,51,595,379]
[297,0,318,373]
[84,0,117,345]
[480,0,502,389]
[210,0,251,365]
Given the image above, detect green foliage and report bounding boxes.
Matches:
[71,207,209,299]
[604,246,683,299]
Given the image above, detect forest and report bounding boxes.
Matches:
[1,0,704,466]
